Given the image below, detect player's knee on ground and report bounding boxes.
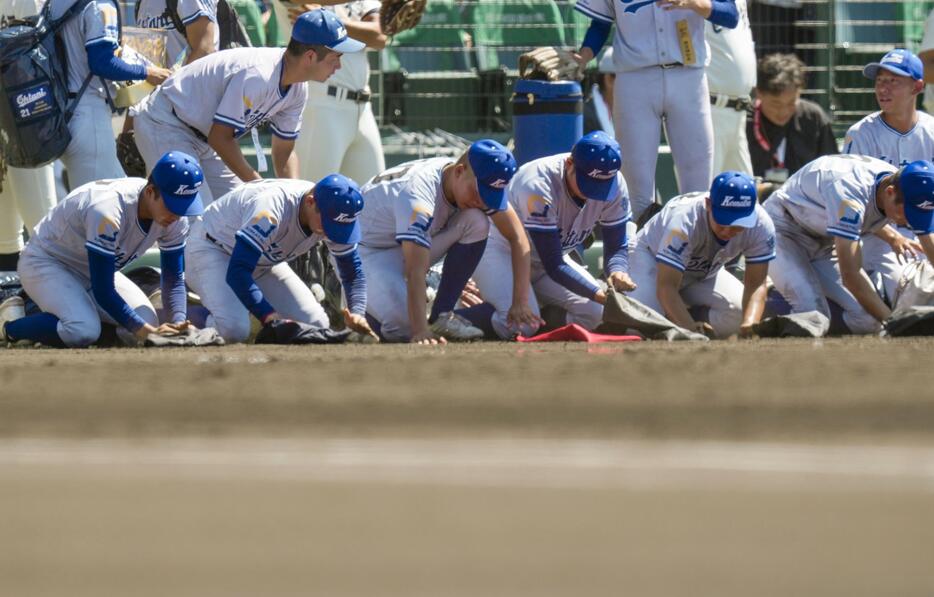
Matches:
[843,308,882,336]
[565,300,604,331]
[709,303,743,338]
[452,208,491,245]
[58,318,102,348]
[211,314,253,344]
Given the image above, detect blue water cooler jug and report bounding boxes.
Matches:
[512,79,583,165]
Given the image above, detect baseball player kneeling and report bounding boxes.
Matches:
[471,131,634,338]
[358,140,539,344]
[0,153,204,347]
[184,175,376,343]
[629,171,775,338]
[763,155,934,336]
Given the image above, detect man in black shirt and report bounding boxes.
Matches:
[747,53,838,197]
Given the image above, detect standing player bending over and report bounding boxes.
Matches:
[0,153,204,347]
[629,171,775,338]
[471,131,633,338]
[184,175,376,343]
[358,140,539,344]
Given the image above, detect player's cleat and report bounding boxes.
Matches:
[0,296,25,342]
[429,311,484,341]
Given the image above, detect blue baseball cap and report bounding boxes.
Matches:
[863,49,923,81]
[151,151,204,217]
[571,131,621,201]
[467,139,517,211]
[291,9,365,53]
[899,160,934,234]
[709,171,758,228]
[315,174,364,244]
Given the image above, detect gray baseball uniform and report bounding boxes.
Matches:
[135,0,219,66]
[629,191,775,337]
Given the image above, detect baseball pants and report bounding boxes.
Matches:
[710,103,753,176]
[860,225,916,304]
[764,200,881,335]
[17,244,158,347]
[471,232,604,338]
[614,65,713,220]
[185,221,329,343]
[0,165,57,254]
[627,242,744,338]
[60,94,125,190]
[360,208,489,342]
[293,85,385,185]
[135,90,240,204]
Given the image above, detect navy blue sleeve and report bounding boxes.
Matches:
[333,249,367,316]
[226,236,276,322]
[87,247,147,332]
[602,222,629,275]
[528,229,600,299]
[708,0,739,28]
[86,43,148,82]
[581,19,611,56]
[159,246,187,323]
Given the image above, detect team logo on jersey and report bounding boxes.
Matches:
[96,217,119,244]
[249,211,279,238]
[664,229,689,255]
[621,0,655,14]
[409,205,433,233]
[837,199,862,226]
[527,194,551,218]
[720,195,753,208]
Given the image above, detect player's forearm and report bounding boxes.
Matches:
[184,18,218,65]
[507,236,532,306]
[740,281,767,327]
[345,17,387,50]
[334,250,367,315]
[227,238,276,322]
[842,269,891,322]
[918,233,934,263]
[402,242,431,336]
[706,0,738,28]
[159,247,188,323]
[208,125,261,182]
[657,284,695,330]
[873,224,899,244]
[272,143,298,178]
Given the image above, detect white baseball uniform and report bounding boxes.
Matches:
[18,178,188,346]
[920,9,934,115]
[705,0,755,175]
[471,154,631,337]
[0,0,57,258]
[50,0,126,188]
[134,48,307,203]
[134,0,219,66]
[186,178,358,342]
[293,0,385,185]
[629,191,775,337]
[575,0,732,219]
[358,157,499,341]
[843,111,934,301]
[763,155,897,335]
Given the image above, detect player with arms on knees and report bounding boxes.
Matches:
[184,175,375,343]
[0,153,204,347]
[763,155,934,336]
[358,140,539,344]
[472,131,632,337]
[629,171,774,338]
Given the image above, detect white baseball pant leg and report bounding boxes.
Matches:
[860,227,914,304]
[0,165,57,254]
[294,91,385,184]
[679,270,745,338]
[663,67,714,197]
[360,209,490,341]
[627,242,666,314]
[764,201,879,335]
[18,244,158,347]
[530,257,604,330]
[60,94,125,189]
[710,104,753,176]
[135,92,239,204]
[471,232,541,338]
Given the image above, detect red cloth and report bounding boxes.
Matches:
[517,324,642,343]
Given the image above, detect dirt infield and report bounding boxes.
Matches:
[2,336,933,442]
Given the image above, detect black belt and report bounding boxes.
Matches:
[659,62,683,69]
[172,108,208,142]
[206,233,223,247]
[710,94,752,111]
[327,85,371,103]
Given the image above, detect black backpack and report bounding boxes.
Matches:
[0,0,100,168]
[142,0,251,51]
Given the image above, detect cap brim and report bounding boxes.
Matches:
[712,207,758,228]
[863,63,913,80]
[328,37,365,53]
[576,169,618,202]
[905,203,934,235]
[163,191,204,217]
[477,184,508,211]
[321,218,360,245]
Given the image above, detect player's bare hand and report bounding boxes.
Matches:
[342,308,379,342]
[459,279,484,308]
[410,329,447,345]
[261,312,284,326]
[288,4,322,24]
[693,321,716,338]
[507,302,544,332]
[608,271,637,292]
[889,235,923,264]
[571,48,593,69]
[738,323,758,339]
[145,66,172,86]
[656,0,709,14]
[153,321,190,335]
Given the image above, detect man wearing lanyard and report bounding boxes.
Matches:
[747,53,837,199]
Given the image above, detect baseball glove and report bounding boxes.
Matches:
[518,47,583,82]
[116,131,147,178]
[380,0,426,36]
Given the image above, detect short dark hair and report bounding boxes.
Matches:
[286,39,331,60]
[757,53,806,95]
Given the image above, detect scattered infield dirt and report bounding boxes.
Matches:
[1,337,933,443]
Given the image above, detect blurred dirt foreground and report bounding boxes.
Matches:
[1,338,933,597]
